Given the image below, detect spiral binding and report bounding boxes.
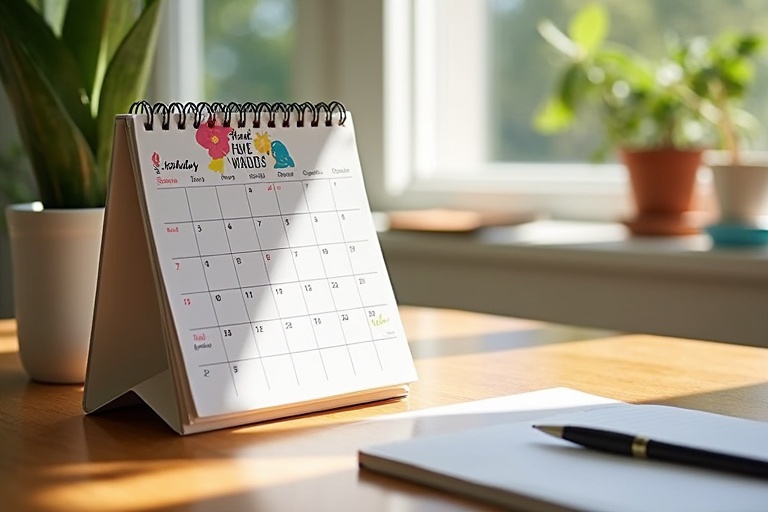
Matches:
[128,101,347,131]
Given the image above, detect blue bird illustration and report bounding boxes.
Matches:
[271,140,295,168]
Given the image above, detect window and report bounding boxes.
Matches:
[425,1,768,166]
[156,0,768,219]
[202,0,295,101]
[383,0,768,219]
[152,0,296,103]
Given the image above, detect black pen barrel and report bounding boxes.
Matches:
[648,440,768,479]
[563,426,635,455]
[542,425,768,480]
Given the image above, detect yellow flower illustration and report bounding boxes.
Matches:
[208,158,225,173]
[254,132,272,154]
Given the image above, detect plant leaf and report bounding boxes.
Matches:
[568,3,609,56]
[61,0,107,100]
[736,34,764,56]
[0,0,96,151]
[533,97,575,133]
[558,64,589,110]
[62,0,140,114]
[719,58,753,95]
[538,19,581,60]
[95,0,164,183]
[0,29,100,208]
[596,47,655,90]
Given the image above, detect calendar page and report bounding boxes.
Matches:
[125,111,416,419]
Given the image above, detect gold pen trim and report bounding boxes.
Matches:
[631,435,650,458]
[532,425,563,438]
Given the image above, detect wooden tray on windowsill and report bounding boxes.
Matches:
[386,209,539,233]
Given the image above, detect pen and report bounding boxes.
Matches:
[532,424,768,479]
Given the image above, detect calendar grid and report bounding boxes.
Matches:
[299,179,359,376]
[183,187,241,395]
[176,175,390,394]
[185,301,390,331]
[215,185,272,392]
[189,186,246,394]
[237,185,299,389]
[228,176,388,384]
[176,270,379,296]
[163,174,396,399]
[166,238,369,256]
[268,181,329,383]
[162,207,361,221]
[326,180,384,372]
[242,182,301,388]
[195,336,397,368]
[275,181,340,379]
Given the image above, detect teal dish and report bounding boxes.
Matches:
[706,223,768,246]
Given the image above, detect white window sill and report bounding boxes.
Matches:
[378,219,768,347]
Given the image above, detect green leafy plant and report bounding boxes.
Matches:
[0,144,35,203]
[533,3,710,160]
[0,0,164,208]
[679,32,765,165]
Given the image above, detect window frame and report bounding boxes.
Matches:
[292,0,641,220]
[157,0,709,221]
[150,0,204,103]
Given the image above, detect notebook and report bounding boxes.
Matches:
[83,100,417,434]
[359,395,768,512]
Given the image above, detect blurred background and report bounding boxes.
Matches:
[2,0,767,317]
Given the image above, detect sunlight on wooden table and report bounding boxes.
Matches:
[398,305,542,340]
[2,307,768,512]
[34,456,350,512]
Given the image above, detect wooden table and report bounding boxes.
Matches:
[2,307,768,511]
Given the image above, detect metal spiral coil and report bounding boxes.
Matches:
[128,100,347,131]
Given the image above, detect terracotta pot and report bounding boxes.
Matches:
[620,147,703,236]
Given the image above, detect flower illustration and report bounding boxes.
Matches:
[151,152,160,167]
[253,131,295,169]
[254,132,271,154]
[209,158,225,173]
[195,122,233,159]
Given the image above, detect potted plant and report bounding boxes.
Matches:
[683,32,768,243]
[533,3,711,236]
[0,0,164,383]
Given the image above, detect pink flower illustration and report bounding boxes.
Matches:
[195,122,233,159]
[151,152,160,167]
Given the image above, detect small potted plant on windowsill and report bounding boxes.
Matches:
[533,3,712,236]
[683,32,768,244]
[0,0,164,383]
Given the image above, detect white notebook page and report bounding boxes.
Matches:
[361,397,768,512]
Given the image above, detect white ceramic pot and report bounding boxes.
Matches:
[707,152,768,225]
[5,203,104,384]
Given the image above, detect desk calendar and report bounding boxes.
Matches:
[83,101,417,434]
